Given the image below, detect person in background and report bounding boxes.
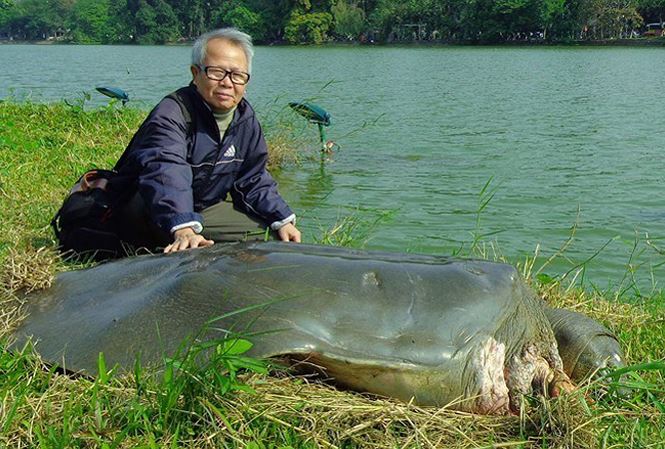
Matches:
[107,27,301,253]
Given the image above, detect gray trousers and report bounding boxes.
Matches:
[199,199,273,242]
[118,193,274,250]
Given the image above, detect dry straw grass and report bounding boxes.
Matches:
[0,246,62,337]
[0,362,600,449]
[221,374,598,448]
[1,246,58,293]
[268,130,306,168]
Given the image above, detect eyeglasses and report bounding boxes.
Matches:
[199,66,250,85]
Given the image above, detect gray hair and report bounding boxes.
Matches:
[191,28,254,74]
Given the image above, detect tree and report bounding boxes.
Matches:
[169,0,206,39]
[152,0,179,42]
[0,0,16,32]
[637,0,665,23]
[369,0,448,41]
[247,0,299,41]
[540,0,565,40]
[134,0,156,43]
[457,0,542,42]
[596,0,643,38]
[105,0,133,43]
[331,0,365,39]
[220,5,266,41]
[369,0,417,40]
[69,0,112,43]
[0,0,657,44]
[132,0,178,44]
[284,10,333,43]
[8,0,72,40]
[562,0,643,40]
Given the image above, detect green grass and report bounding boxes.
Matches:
[1,100,664,448]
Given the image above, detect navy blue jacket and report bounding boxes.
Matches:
[110,85,294,234]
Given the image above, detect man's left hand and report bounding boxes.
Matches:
[277,222,301,242]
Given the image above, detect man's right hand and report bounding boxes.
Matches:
[164,228,214,253]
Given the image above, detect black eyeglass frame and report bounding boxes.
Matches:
[199,65,251,85]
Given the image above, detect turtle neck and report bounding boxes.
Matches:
[213,107,236,138]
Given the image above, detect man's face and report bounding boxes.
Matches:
[191,38,248,113]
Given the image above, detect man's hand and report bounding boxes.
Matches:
[164,227,214,253]
[277,222,301,243]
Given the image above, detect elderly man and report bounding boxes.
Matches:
[100,28,300,254]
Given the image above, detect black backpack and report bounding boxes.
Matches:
[51,169,124,260]
[51,90,195,260]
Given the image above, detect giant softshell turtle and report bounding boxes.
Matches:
[12,242,623,414]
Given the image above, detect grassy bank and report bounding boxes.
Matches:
[1,101,664,448]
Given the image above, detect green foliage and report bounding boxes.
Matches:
[153,323,269,432]
[331,0,365,39]
[640,0,665,22]
[4,0,70,40]
[0,100,144,253]
[133,0,179,44]
[284,11,333,43]
[469,176,505,253]
[0,0,663,43]
[104,0,132,43]
[314,208,395,248]
[69,0,111,43]
[0,329,269,447]
[221,5,266,41]
[540,0,565,39]
[0,2,14,31]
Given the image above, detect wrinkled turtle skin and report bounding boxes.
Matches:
[544,307,624,382]
[12,242,619,413]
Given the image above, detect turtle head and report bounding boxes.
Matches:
[569,332,625,382]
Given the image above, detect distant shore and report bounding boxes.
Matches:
[2,37,665,47]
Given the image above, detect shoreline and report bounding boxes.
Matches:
[1,38,664,47]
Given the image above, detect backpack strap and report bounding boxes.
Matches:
[166,89,196,160]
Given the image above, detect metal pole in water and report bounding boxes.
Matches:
[318,123,327,152]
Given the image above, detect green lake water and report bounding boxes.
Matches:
[2,44,665,290]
